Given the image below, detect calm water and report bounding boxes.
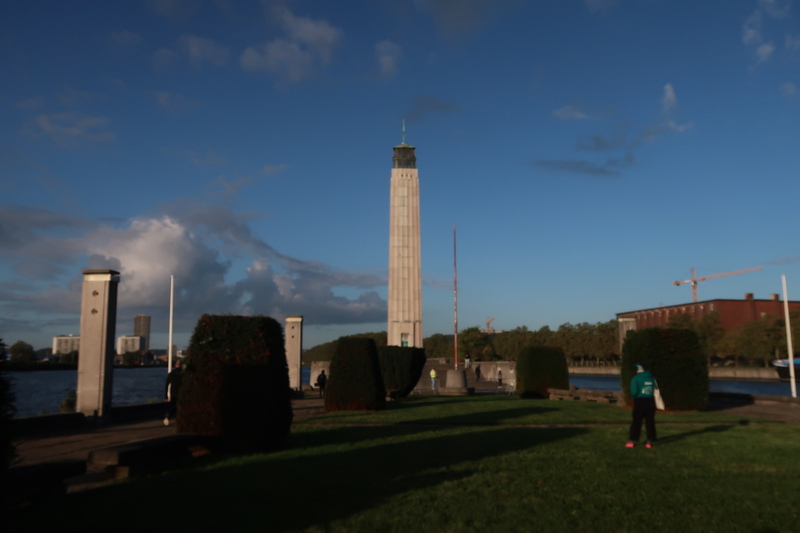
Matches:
[570,374,796,397]
[8,366,313,418]
[7,368,793,418]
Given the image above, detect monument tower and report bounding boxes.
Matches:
[387,127,423,347]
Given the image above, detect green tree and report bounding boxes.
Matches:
[459,327,494,360]
[423,333,453,360]
[0,339,16,473]
[9,340,35,365]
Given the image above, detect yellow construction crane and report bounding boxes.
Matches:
[673,266,763,302]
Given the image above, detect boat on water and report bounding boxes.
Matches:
[772,359,799,381]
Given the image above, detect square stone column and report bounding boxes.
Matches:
[285,316,303,390]
[77,269,120,418]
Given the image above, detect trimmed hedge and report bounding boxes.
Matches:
[325,337,385,411]
[377,346,427,398]
[515,346,569,398]
[621,328,708,410]
[178,315,292,451]
[0,340,16,475]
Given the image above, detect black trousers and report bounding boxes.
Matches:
[629,397,657,442]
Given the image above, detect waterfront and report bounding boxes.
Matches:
[7,368,795,418]
[8,366,313,418]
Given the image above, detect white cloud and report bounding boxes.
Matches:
[757,42,776,62]
[743,11,763,45]
[786,34,800,51]
[0,204,387,338]
[31,113,115,147]
[240,40,314,82]
[375,40,403,78]
[177,35,229,67]
[263,164,288,176]
[661,83,677,112]
[759,0,791,18]
[553,105,590,120]
[239,7,342,82]
[780,81,797,95]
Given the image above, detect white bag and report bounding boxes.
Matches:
[654,380,665,410]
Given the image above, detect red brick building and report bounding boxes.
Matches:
[616,293,800,348]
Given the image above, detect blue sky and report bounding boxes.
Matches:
[2,0,799,352]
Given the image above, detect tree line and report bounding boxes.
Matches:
[304,311,799,368]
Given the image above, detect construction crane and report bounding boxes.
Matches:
[673,266,763,302]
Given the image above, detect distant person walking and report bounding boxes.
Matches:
[627,364,657,449]
[474,364,482,382]
[497,369,503,387]
[164,359,183,427]
[315,369,327,398]
[430,368,438,393]
[465,354,471,369]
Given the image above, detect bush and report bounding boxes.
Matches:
[377,346,427,398]
[178,315,293,451]
[515,346,569,398]
[0,339,16,475]
[325,337,385,411]
[621,328,709,410]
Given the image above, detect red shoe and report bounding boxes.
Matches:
[625,442,635,448]
[645,442,653,449]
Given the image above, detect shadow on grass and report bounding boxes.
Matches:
[658,424,736,444]
[8,423,588,532]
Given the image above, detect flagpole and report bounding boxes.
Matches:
[168,274,174,381]
[782,274,796,398]
[453,223,458,369]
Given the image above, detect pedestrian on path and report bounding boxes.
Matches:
[164,359,183,427]
[627,364,657,449]
[475,364,481,381]
[430,368,438,393]
[497,369,503,387]
[315,370,327,398]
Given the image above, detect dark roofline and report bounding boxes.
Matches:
[616,297,800,317]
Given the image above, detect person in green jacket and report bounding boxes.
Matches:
[627,364,657,449]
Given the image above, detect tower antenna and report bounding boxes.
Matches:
[401,119,406,144]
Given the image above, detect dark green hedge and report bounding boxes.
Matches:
[178,315,292,451]
[325,337,385,411]
[377,346,426,398]
[0,340,16,476]
[515,346,569,398]
[621,328,708,410]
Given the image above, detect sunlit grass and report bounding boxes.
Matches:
[9,396,800,533]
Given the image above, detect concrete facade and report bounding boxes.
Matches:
[285,315,303,391]
[53,335,80,355]
[116,335,144,355]
[387,139,423,347]
[133,314,151,352]
[77,269,120,419]
[617,293,800,349]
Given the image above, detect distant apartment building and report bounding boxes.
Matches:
[117,335,144,355]
[616,293,800,348]
[53,335,80,355]
[134,314,151,352]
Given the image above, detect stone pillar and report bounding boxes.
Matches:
[77,269,120,419]
[387,139,423,347]
[285,316,303,390]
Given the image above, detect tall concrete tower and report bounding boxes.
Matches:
[388,131,423,347]
[134,314,151,352]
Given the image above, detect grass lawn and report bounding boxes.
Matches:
[9,396,800,532]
